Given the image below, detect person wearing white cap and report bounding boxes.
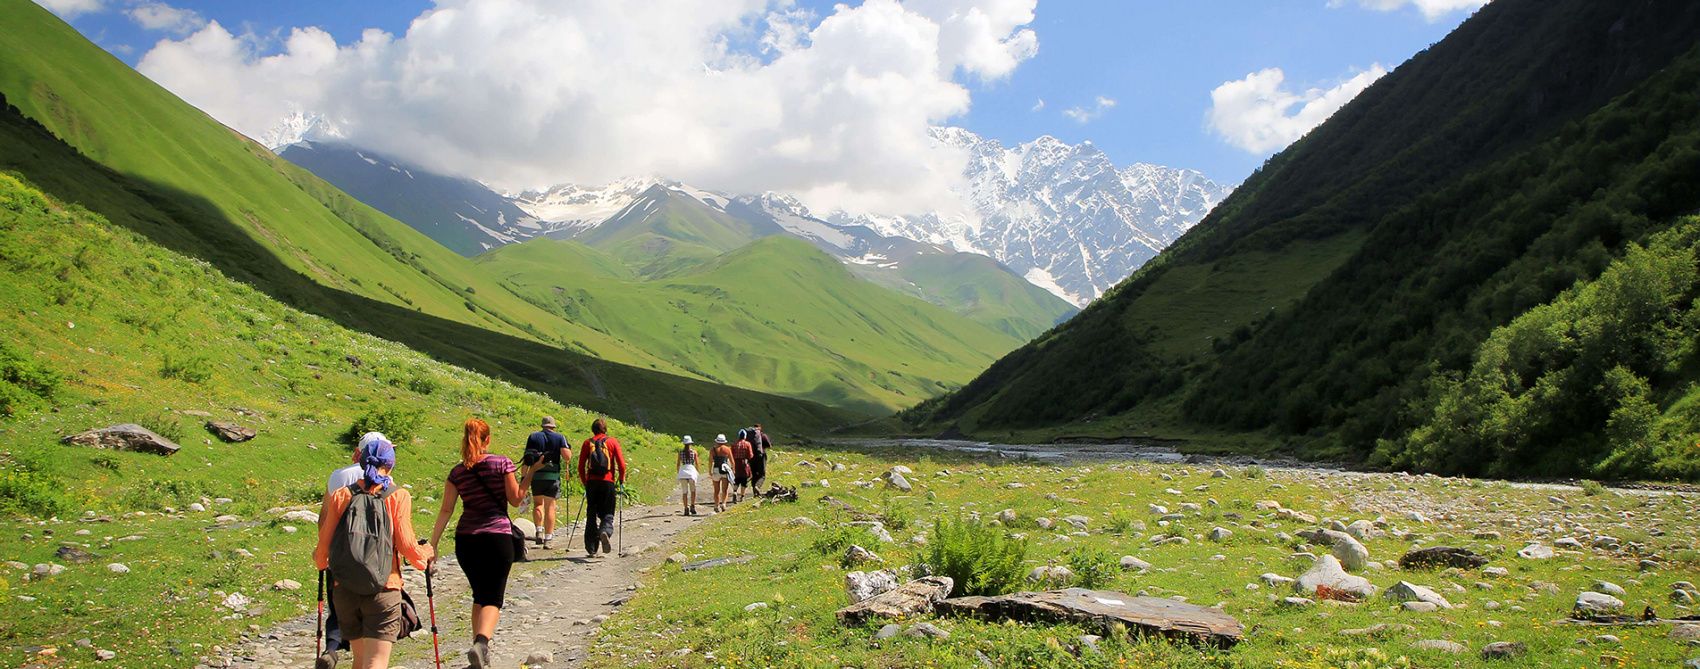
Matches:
[676,436,702,516]
[709,434,733,513]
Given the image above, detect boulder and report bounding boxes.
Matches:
[1062,515,1091,530]
[1386,581,1453,609]
[1317,530,1370,571]
[1399,546,1488,570]
[787,517,820,529]
[206,422,257,443]
[1480,641,1526,660]
[904,622,949,639]
[1413,639,1465,654]
[936,588,1244,648]
[1208,527,1233,542]
[843,545,882,567]
[1028,566,1074,586]
[1574,591,1625,614]
[1517,543,1555,560]
[845,570,900,603]
[1671,624,1700,643]
[1591,580,1626,598]
[836,576,954,625]
[848,521,894,543]
[61,424,180,456]
[1294,555,1377,602]
[884,470,912,493]
[1120,556,1151,572]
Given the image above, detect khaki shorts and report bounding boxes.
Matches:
[332,587,403,642]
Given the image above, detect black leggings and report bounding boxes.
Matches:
[455,532,515,608]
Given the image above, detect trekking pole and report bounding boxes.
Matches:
[419,540,442,669]
[563,488,586,548]
[617,488,625,557]
[315,569,325,658]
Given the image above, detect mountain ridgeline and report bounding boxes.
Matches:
[909,0,1700,480]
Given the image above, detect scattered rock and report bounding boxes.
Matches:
[1402,601,1440,613]
[1294,555,1377,601]
[1517,543,1555,560]
[937,588,1244,648]
[844,545,882,567]
[884,470,912,492]
[188,503,207,513]
[1554,537,1583,549]
[55,546,94,564]
[1386,581,1453,609]
[1120,556,1151,572]
[873,623,902,641]
[106,563,130,574]
[205,422,257,443]
[272,579,301,591]
[1574,591,1624,614]
[905,622,949,639]
[95,650,116,661]
[787,517,820,529]
[1480,641,1525,660]
[33,563,65,577]
[280,510,319,523]
[1208,527,1232,542]
[845,570,900,603]
[744,602,769,612]
[682,555,756,571]
[1412,639,1465,654]
[221,592,251,612]
[1279,596,1313,608]
[1670,624,1700,643]
[60,424,181,456]
[1311,530,1370,571]
[524,650,553,665]
[1028,566,1074,586]
[1591,580,1626,598]
[1483,566,1509,578]
[666,553,687,564]
[836,577,954,625]
[1399,546,1488,570]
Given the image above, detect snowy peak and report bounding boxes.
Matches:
[829,126,1233,306]
[259,110,344,151]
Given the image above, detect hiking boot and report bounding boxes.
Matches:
[600,531,613,554]
[540,533,552,549]
[314,650,338,669]
[468,638,490,669]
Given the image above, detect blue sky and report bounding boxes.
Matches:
[45,0,1479,197]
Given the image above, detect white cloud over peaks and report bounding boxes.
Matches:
[127,2,206,35]
[1207,64,1386,154]
[33,0,104,18]
[1328,0,1488,22]
[134,0,1041,217]
[1063,96,1116,123]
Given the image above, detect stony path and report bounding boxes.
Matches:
[217,501,712,669]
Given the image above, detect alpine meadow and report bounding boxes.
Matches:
[5,0,1700,668]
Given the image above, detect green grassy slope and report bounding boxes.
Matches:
[578,185,784,277]
[0,172,689,666]
[0,1,872,433]
[846,248,1077,341]
[910,0,1700,479]
[481,236,1028,413]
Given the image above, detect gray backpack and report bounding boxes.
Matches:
[328,483,396,596]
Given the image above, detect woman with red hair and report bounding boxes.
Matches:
[427,418,523,668]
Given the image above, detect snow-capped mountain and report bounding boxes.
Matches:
[259,110,344,151]
[826,127,1233,306]
[507,177,659,237]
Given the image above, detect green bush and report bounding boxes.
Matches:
[923,515,1028,597]
[0,341,59,416]
[342,405,425,446]
[809,519,878,559]
[144,411,186,443]
[1243,465,1267,479]
[880,497,913,531]
[1067,545,1119,589]
[1579,479,1608,496]
[159,352,212,383]
[0,469,70,517]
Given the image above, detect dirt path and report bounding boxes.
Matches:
[217,501,712,669]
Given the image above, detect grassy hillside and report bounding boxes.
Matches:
[482,235,1028,413]
[0,1,872,433]
[910,0,1700,479]
[0,172,692,666]
[579,185,784,277]
[845,244,1076,341]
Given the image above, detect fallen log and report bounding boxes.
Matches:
[936,588,1244,648]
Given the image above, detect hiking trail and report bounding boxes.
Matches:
[215,500,712,669]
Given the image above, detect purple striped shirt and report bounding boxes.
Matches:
[448,455,515,536]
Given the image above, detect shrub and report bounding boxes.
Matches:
[1106,510,1141,536]
[923,515,1028,597]
[342,405,425,446]
[406,374,440,396]
[0,342,59,416]
[880,498,913,531]
[1579,479,1608,496]
[160,352,213,383]
[1243,464,1267,479]
[144,411,186,443]
[809,519,879,558]
[1067,545,1119,588]
[0,469,70,517]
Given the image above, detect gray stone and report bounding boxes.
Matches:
[743,601,769,612]
[1027,566,1073,586]
[206,422,256,443]
[1412,640,1465,654]
[787,517,820,529]
[936,588,1244,648]
[95,650,116,661]
[884,470,912,492]
[280,510,319,523]
[1208,527,1232,542]
[1062,515,1091,530]
[845,570,900,603]
[1483,566,1509,578]
[1294,555,1377,601]
[61,424,181,456]
[873,623,902,641]
[1279,596,1313,608]
[1399,546,1488,570]
[844,545,882,567]
[1402,601,1440,613]
[1516,543,1554,560]
[1671,624,1700,643]
[524,650,553,665]
[1119,556,1151,572]
[106,563,130,574]
[905,622,949,639]
[1480,641,1526,660]
[1591,580,1626,597]
[1575,591,1624,614]
[836,576,954,624]
[1317,530,1369,571]
[271,579,300,591]
[1386,581,1452,609]
[1554,537,1583,549]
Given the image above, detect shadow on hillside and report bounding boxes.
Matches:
[0,94,858,436]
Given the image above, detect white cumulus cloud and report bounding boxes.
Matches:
[1206,64,1386,154]
[1062,96,1116,123]
[32,0,104,18]
[1328,0,1488,22]
[127,1,206,35]
[134,0,1040,218]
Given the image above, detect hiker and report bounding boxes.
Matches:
[313,433,432,669]
[518,416,569,547]
[428,418,524,669]
[677,435,701,516]
[314,437,371,669]
[732,429,754,503]
[748,423,773,492]
[577,418,627,556]
[709,434,733,513]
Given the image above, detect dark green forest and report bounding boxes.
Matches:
[907,0,1700,480]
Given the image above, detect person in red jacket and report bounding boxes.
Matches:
[576,418,626,556]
